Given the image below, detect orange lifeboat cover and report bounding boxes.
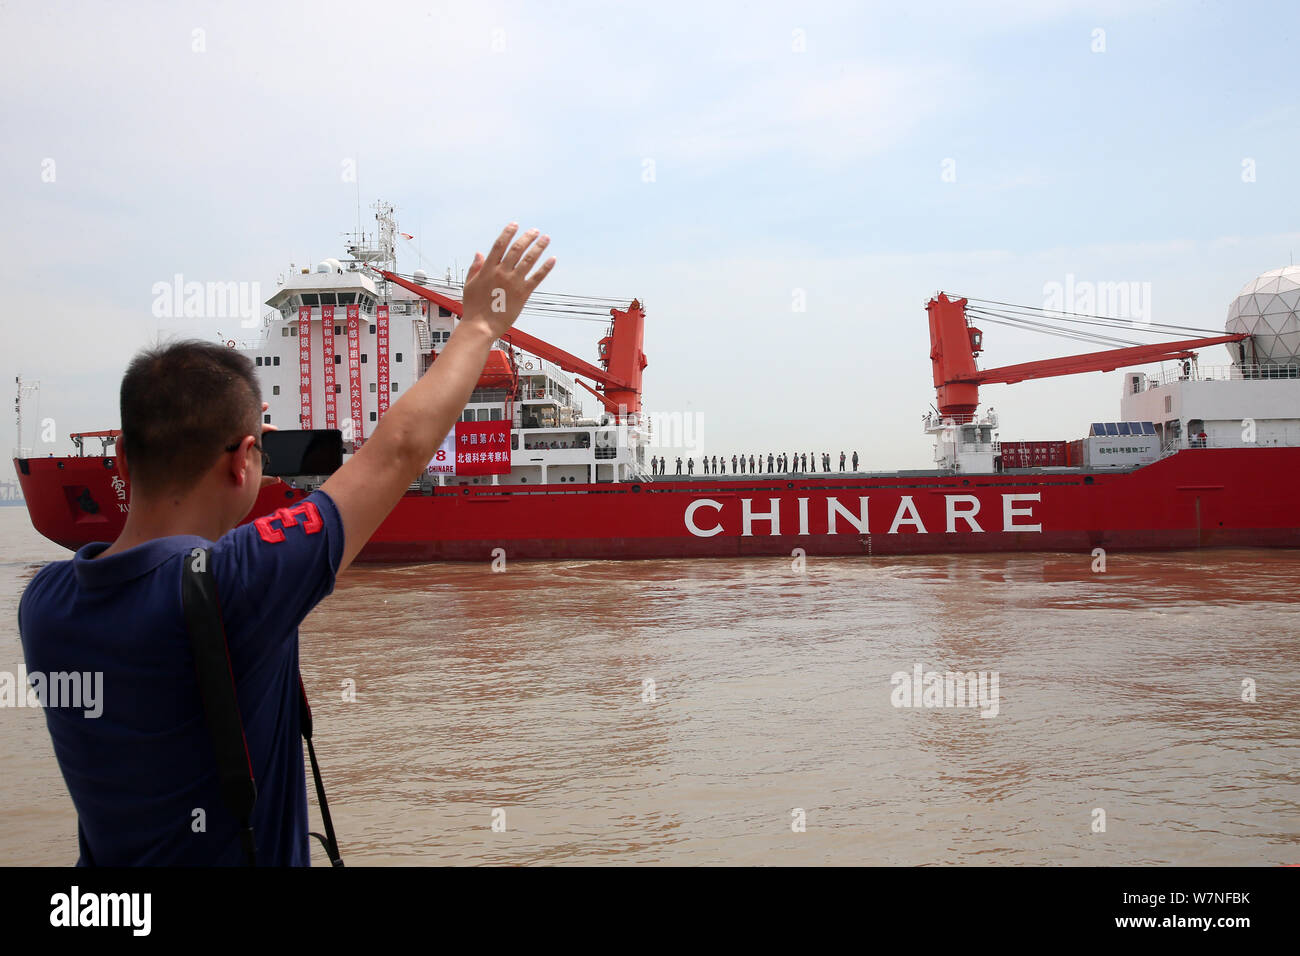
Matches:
[476,348,515,389]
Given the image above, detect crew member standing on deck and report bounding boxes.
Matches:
[17,223,556,866]
[688,457,694,475]
[852,450,859,470]
[676,457,682,475]
[840,451,846,471]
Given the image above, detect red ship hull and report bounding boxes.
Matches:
[14,447,1300,561]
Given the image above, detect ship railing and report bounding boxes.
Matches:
[519,386,561,401]
[922,411,999,430]
[1145,364,1300,387]
[1180,433,1300,450]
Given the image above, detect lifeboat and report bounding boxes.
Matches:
[476,347,516,389]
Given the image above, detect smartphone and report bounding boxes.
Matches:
[261,429,344,477]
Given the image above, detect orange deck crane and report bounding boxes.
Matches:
[927,293,1251,419]
[376,269,647,420]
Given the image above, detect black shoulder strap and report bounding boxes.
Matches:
[299,677,344,867]
[181,547,344,867]
[181,547,258,865]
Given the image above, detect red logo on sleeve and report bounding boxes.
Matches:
[254,502,324,544]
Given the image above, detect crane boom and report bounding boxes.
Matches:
[927,292,1250,417]
[955,335,1250,385]
[375,269,646,417]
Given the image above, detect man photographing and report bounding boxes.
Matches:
[18,223,554,865]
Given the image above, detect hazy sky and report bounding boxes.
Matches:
[2,0,1297,469]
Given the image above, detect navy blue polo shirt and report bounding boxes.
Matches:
[18,489,344,866]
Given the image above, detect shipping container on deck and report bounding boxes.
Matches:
[999,440,1068,469]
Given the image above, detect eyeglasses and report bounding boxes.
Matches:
[226,440,270,470]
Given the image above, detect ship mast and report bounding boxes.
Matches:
[344,201,397,271]
[13,375,39,458]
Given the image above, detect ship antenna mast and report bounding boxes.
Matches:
[14,375,40,458]
[343,200,398,295]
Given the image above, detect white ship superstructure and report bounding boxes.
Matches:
[241,203,648,486]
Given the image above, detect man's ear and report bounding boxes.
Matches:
[227,435,254,488]
[115,435,131,482]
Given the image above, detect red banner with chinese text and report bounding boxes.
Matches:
[346,304,363,444]
[454,420,511,475]
[321,305,337,430]
[297,305,312,428]
[376,303,390,419]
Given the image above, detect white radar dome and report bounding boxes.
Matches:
[1225,266,1300,368]
[315,257,343,274]
[412,269,429,285]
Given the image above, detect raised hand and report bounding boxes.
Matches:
[459,223,556,340]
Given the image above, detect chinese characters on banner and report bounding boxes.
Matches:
[426,421,512,476]
[297,305,312,428]
[346,304,363,445]
[376,303,390,418]
[321,305,337,430]
[454,420,512,475]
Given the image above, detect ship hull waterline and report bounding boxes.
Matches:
[14,447,1300,562]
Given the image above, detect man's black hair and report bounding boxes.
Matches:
[120,340,262,495]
